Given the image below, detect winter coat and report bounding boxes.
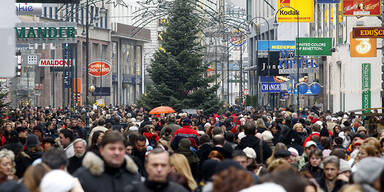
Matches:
[236,135,272,164]
[74,152,141,192]
[281,129,304,155]
[125,180,189,192]
[197,144,213,164]
[316,174,346,192]
[300,162,323,179]
[161,123,181,136]
[171,126,199,150]
[68,155,84,174]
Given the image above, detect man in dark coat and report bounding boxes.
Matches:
[316,156,346,192]
[236,123,272,164]
[74,131,141,192]
[125,148,188,192]
[67,139,86,174]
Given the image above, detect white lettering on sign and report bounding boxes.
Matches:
[39,59,72,67]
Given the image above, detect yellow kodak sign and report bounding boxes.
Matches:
[277,0,314,23]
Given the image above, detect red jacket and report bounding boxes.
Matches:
[171,125,200,149]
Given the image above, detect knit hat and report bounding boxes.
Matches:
[40,170,76,192]
[129,126,138,131]
[357,126,367,133]
[240,182,286,192]
[262,131,274,141]
[26,134,40,148]
[305,141,317,148]
[204,123,211,128]
[288,147,299,157]
[243,147,256,159]
[238,132,246,140]
[339,159,351,173]
[353,157,384,184]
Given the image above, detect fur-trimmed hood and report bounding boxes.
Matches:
[82,152,138,176]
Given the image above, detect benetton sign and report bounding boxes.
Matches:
[15,23,76,44]
[353,27,384,38]
[362,63,371,109]
[296,38,332,56]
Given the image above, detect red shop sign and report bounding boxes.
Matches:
[342,0,381,16]
[88,61,111,77]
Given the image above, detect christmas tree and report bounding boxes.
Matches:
[139,0,222,115]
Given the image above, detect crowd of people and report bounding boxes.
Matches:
[0,105,382,192]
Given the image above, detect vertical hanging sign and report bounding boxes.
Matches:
[361,63,371,109]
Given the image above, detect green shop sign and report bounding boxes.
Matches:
[296,38,332,56]
[15,22,77,44]
[362,63,371,110]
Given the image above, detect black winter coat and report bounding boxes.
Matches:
[236,135,272,164]
[316,174,346,192]
[74,152,141,192]
[125,181,189,192]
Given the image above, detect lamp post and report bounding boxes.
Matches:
[274,6,300,113]
[83,0,106,128]
[248,16,270,109]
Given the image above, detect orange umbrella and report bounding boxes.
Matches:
[149,106,176,114]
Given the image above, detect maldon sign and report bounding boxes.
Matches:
[353,27,384,38]
[88,61,111,77]
[39,59,72,67]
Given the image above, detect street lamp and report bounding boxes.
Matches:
[247,16,270,109]
[273,6,300,113]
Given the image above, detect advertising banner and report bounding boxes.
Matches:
[261,83,281,93]
[350,32,377,57]
[279,51,319,74]
[39,59,72,67]
[15,22,77,44]
[352,27,384,38]
[361,63,371,109]
[92,87,111,96]
[88,60,112,77]
[257,52,280,76]
[277,0,314,23]
[16,3,42,16]
[342,0,381,16]
[296,38,332,56]
[257,40,295,51]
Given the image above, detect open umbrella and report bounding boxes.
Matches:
[149,106,176,114]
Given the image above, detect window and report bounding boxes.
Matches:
[105,11,108,29]
[81,7,84,25]
[44,7,47,17]
[49,7,52,18]
[76,4,79,23]
[55,7,58,19]
[90,6,94,24]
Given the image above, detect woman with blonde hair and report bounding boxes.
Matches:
[22,163,51,192]
[0,149,17,184]
[351,143,381,172]
[170,153,198,191]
